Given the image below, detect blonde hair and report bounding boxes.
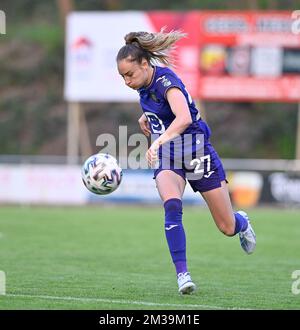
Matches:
[116,28,186,66]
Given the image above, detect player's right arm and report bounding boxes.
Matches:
[138,113,151,137]
[145,87,192,167]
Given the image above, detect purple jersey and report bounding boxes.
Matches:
[137,66,225,192]
[138,66,200,134]
[138,66,201,135]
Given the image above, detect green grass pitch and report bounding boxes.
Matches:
[0,205,299,310]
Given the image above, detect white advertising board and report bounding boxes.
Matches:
[0,166,203,205]
[0,165,86,205]
[64,12,154,102]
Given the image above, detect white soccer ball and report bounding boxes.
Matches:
[81,153,123,195]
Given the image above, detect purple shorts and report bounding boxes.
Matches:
[153,143,227,193]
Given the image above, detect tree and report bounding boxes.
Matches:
[56,0,74,25]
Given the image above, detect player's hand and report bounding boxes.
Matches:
[146,140,160,167]
[138,114,151,137]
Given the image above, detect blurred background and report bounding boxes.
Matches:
[1,0,300,311]
[1,0,300,207]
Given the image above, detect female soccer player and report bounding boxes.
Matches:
[116,30,256,295]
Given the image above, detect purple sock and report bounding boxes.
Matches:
[175,260,187,274]
[164,198,187,274]
[234,212,248,235]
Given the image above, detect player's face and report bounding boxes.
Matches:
[118,57,151,90]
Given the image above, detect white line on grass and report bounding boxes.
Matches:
[6,293,250,310]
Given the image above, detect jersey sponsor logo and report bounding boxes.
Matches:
[144,112,166,134]
[156,75,172,87]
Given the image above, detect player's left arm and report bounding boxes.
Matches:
[146,87,192,165]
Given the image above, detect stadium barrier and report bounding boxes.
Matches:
[0,164,203,205]
[0,157,300,206]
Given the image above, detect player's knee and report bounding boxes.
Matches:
[164,198,183,224]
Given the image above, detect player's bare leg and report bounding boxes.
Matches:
[155,170,185,202]
[201,180,256,253]
[201,181,236,236]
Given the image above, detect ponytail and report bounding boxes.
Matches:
[116,28,186,66]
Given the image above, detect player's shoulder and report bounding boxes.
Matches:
[155,66,177,79]
[154,66,181,88]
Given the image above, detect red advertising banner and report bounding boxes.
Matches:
[147,11,300,102]
[198,11,300,101]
